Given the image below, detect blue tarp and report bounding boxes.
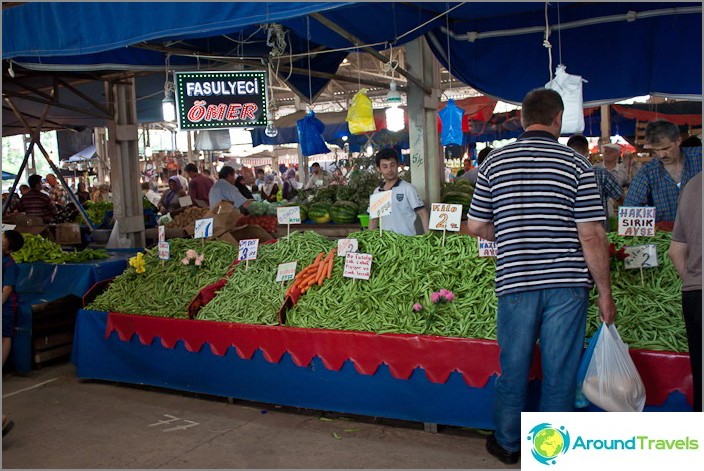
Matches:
[3,2,701,105]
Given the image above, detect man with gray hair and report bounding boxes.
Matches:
[624,120,702,222]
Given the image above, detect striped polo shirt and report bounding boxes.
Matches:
[468,130,605,296]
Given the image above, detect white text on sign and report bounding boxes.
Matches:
[276,206,301,224]
[238,238,259,261]
[429,203,462,232]
[275,261,297,282]
[158,241,170,260]
[618,206,655,237]
[369,191,393,218]
[337,238,359,257]
[624,245,658,269]
[194,217,214,239]
[343,252,373,280]
[478,238,497,257]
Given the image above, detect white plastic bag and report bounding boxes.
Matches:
[581,323,646,412]
[545,64,586,134]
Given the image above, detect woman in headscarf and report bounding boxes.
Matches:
[234,175,254,199]
[281,168,299,201]
[259,173,279,203]
[158,176,187,214]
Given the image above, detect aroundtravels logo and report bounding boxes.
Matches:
[526,423,571,465]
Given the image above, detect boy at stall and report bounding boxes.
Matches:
[3,229,25,436]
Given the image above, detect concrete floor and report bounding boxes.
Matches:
[2,361,519,469]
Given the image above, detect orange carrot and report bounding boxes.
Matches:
[326,255,334,279]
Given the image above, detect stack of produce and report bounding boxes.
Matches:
[87,238,239,318]
[165,207,209,229]
[441,179,475,219]
[12,233,108,264]
[196,231,331,325]
[236,215,278,234]
[78,201,113,228]
[286,247,337,296]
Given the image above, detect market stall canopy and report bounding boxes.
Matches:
[3,2,701,136]
[2,170,18,180]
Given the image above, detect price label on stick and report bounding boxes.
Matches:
[618,206,655,237]
[343,252,373,280]
[158,225,165,242]
[275,261,297,282]
[429,203,462,232]
[178,195,193,208]
[238,238,259,261]
[194,217,214,239]
[478,238,497,258]
[369,191,392,218]
[337,238,359,257]
[276,206,301,225]
[623,244,658,269]
[2,224,17,231]
[158,241,170,261]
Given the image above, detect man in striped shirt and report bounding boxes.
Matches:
[466,88,616,465]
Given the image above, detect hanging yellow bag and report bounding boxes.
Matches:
[346,88,376,134]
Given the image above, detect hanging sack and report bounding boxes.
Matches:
[581,322,646,412]
[574,324,602,408]
[438,99,465,146]
[346,88,376,134]
[296,111,331,157]
[545,64,586,134]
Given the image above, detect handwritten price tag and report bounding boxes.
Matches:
[624,244,658,269]
[478,238,497,257]
[238,238,259,261]
[343,252,373,280]
[276,206,301,224]
[158,225,166,242]
[275,261,297,282]
[194,217,214,239]
[618,206,655,237]
[369,191,392,218]
[429,203,462,232]
[337,238,359,257]
[2,224,17,231]
[158,241,170,260]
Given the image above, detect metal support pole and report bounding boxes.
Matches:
[405,36,442,208]
[105,78,145,248]
[600,105,611,146]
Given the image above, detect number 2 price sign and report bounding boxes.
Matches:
[429,203,462,246]
[238,238,259,269]
[624,244,658,286]
[369,191,392,235]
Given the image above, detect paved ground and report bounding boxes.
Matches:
[2,361,519,469]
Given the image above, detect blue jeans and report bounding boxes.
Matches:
[493,287,589,452]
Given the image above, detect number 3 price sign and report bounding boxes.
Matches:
[429,203,462,246]
[238,238,259,270]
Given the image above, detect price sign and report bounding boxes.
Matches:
[618,206,655,237]
[343,252,373,280]
[194,217,214,239]
[158,225,166,242]
[158,241,170,260]
[478,238,497,257]
[2,224,17,231]
[275,261,298,282]
[178,195,193,207]
[429,203,462,232]
[238,238,259,261]
[624,244,658,269]
[337,238,359,257]
[369,191,392,218]
[276,206,301,224]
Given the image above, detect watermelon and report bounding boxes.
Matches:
[248,201,268,216]
[330,200,359,224]
[309,202,332,224]
[442,191,473,219]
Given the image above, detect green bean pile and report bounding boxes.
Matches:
[586,231,686,352]
[286,231,498,338]
[196,231,332,325]
[87,238,239,318]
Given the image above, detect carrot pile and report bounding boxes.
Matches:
[286,247,337,296]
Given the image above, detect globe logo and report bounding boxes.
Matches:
[527,423,570,465]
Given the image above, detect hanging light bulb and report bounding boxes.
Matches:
[385,80,405,132]
[162,83,176,122]
[264,111,278,137]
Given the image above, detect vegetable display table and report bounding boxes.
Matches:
[72,309,694,429]
[11,250,139,372]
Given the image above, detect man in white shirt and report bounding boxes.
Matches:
[367,149,429,236]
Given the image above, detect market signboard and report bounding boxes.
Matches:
[174,71,268,131]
